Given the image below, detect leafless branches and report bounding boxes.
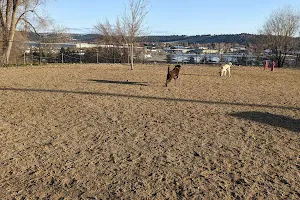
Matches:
[0,0,50,64]
[260,5,300,67]
[95,0,149,69]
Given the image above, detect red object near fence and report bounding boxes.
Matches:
[264,60,268,70]
[271,61,275,71]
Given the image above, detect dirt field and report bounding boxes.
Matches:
[0,63,299,199]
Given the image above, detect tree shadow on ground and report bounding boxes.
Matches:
[88,79,148,86]
[230,111,300,133]
[181,73,217,77]
[0,87,299,111]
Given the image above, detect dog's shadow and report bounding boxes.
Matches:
[88,79,148,86]
[230,111,300,133]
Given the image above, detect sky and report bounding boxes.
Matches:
[43,0,300,36]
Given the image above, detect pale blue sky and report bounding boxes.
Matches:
[43,0,300,35]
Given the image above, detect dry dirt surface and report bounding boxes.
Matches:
[0,64,299,199]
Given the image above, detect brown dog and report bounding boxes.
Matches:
[165,65,181,87]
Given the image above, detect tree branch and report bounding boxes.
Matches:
[15,9,33,25]
[19,17,42,36]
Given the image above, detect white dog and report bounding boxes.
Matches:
[220,62,232,77]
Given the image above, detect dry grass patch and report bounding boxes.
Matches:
[0,64,299,199]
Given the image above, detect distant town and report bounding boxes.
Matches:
[25,33,300,67]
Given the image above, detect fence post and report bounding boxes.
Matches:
[97,52,99,64]
[61,53,64,64]
[24,52,26,65]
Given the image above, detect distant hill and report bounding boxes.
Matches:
[73,33,259,45]
[71,34,99,42]
[28,32,99,43]
[142,33,257,44]
[28,32,260,45]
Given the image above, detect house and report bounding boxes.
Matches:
[230,46,247,52]
[163,46,194,54]
[202,49,219,54]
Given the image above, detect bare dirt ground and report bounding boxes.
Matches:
[0,63,299,199]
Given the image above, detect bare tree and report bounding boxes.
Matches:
[95,0,149,70]
[96,19,124,46]
[0,30,28,64]
[0,0,49,65]
[259,5,300,67]
[95,19,123,63]
[123,0,149,69]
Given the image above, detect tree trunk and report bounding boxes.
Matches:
[275,49,284,68]
[0,1,19,65]
[1,39,8,64]
[130,43,134,70]
[2,40,14,65]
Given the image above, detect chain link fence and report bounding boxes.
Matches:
[1,41,150,66]
[2,41,300,67]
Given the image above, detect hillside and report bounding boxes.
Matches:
[142,33,257,44]
[73,33,263,45]
[28,32,258,45]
